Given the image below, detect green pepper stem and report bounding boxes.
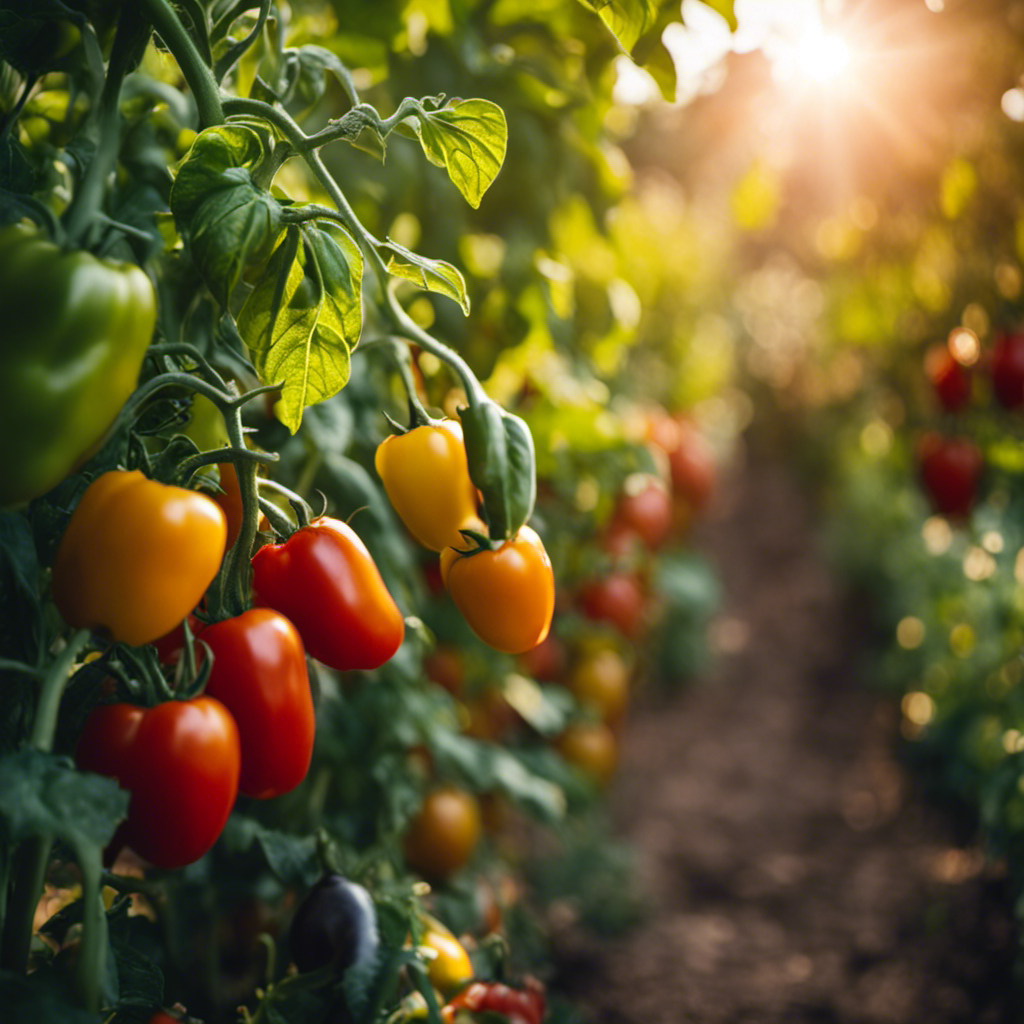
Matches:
[138,0,224,127]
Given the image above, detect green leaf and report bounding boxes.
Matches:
[237,220,363,433]
[577,0,663,53]
[428,731,565,824]
[382,238,470,314]
[459,402,537,540]
[402,98,507,209]
[0,749,128,850]
[171,123,268,223]
[170,123,285,306]
[254,827,319,886]
[291,44,360,108]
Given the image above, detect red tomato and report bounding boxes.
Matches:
[200,609,314,799]
[442,979,545,1024]
[925,344,971,413]
[516,633,566,683]
[76,697,240,869]
[991,331,1024,409]
[917,432,983,518]
[666,420,716,513]
[608,475,672,551]
[251,517,405,672]
[578,572,645,638]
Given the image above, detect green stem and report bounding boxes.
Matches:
[178,445,278,483]
[214,0,271,83]
[0,73,37,143]
[62,8,138,248]
[257,496,295,539]
[75,846,106,1013]
[0,629,91,975]
[139,0,224,126]
[30,629,92,751]
[389,341,434,427]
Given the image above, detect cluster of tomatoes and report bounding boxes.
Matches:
[376,417,556,655]
[418,408,718,803]
[54,469,405,870]
[918,330,1024,517]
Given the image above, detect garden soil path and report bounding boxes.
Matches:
[551,444,1018,1023]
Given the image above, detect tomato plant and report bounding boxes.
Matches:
[75,697,240,869]
[403,786,483,883]
[200,609,314,800]
[51,470,227,647]
[251,517,405,672]
[444,526,555,655]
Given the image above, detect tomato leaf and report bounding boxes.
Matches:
[290,43,360,109]
[254,827,320,886]
[382,238,470,314]
[0,749,128,850]
[428,730,566,824]
[459,402,537,541]
[238,219,364,432]
[170,124,285,306]
[401,98,507,209]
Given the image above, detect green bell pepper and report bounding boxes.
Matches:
[0,223,156,506]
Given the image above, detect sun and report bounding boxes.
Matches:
[794,26,852,85]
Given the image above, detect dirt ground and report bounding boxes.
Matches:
[551,446,1019,1023]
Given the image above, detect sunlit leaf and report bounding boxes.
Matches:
[403,98,507,208]
[237,220,363,432]
[383,237,470,313]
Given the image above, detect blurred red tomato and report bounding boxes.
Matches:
[609,475,672,551]
[578,572,645,638]
[516,633,566,682]
[917,432,983,517]
[925,345,971,413]
[991,331,1024,409]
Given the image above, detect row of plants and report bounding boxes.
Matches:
[681,0,1024,979]
[0,1,730,1021]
